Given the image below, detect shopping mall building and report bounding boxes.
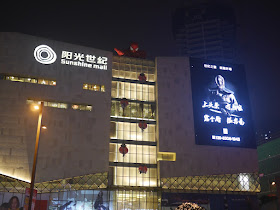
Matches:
[0,32,260,209]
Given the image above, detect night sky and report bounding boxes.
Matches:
[3,1,280,137]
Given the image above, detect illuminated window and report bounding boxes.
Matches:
[157,152,176,161]
[83,84,88,90]
[111,121,155,142]
[111,57,157,188]
[26,100,92,111]
[1,74,56,86]
[114,166,157,187]
[83,83,105,92]
[27,100,68,109]
[239,173,250,191]
[71,104,92,111]
[111,81,155,102]
[111,100,156,120]
[109,143,157,164]
[38,79,49,85]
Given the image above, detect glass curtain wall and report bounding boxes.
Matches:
[110,56,157,188]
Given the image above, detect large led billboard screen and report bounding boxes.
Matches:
[190,58,256,148]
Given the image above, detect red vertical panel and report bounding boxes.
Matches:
[35,200,48,210]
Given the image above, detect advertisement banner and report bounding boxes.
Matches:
[190,58,256,148]
[24,188,37,210]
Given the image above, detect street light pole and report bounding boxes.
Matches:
[28,102,43,210]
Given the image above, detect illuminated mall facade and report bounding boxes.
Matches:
[0,32,260,209]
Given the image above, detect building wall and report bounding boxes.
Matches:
[0,32,112,182]
[156,57,258,177]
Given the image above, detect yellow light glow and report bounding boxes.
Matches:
[33,105,40,110]
[41,125,47,129]
[0,171,31,183]
[72,105,79,109]
[272,181,276,185]
[157,152,176,161]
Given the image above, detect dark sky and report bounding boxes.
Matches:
[3,1,280,136]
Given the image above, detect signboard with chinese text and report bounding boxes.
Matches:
[33,44,108,70]
[190,58,256,148]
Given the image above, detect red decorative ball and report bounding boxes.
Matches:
[119,144,128,157]
[138,73,147,82]
[138,121,147,131]
[120,98,129,109]
[139,165,148,174]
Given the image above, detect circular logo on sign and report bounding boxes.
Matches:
[34,45,57,64]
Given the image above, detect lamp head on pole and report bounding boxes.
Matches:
[31,102,43,111]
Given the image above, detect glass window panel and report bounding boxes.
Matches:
[86,105,92,111]
[125,71,131,79]
[131,72,137,80]
[148,85,154,93]
[38,79,49,85]
[123,123,130,131]
[136,153,143,162]
[136,84,142,91]
[130,167,136,177]
[137,91,142,101]
[93,85,100,91]
[130,131,137,140]
[150,146,156,154]
[109,143,116,152]
[124,86,130,99]
[18,77,24,82]
[130,123,137,132]
[143,85,148,93]
[118,82,125,98]
[123,131,130,139]
[143,92,148,101]
[129,145,136,154]
[31,78,37,83]
[48,102,58,108]
[142,66,148,73]
[101,85,105,92]
[130,103,137,118]
[117,130,124,139]
[137,66,142,71]
[142,132,149,141]
[58,103,68,109]
[137,132,143,141]
[150,155,157,164]
[142,146,149,155]
[117,122,124,130]
[116,167,124,177]
[109,152,116,162]
[130,91,136,100]
[111,88,117,98]
[88,84,93,90]
[111,101,116,116]
[83,84,88,89]
[10,76,18,81]
[124,82,130,91]
[119,70,125,78]
[112,69,119,77]
[110,122,117,138]
[50,80,56,86]
[147,125,155,133]
[130,83,136,91]
[111,81,117,89]
[149,94,155,101]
